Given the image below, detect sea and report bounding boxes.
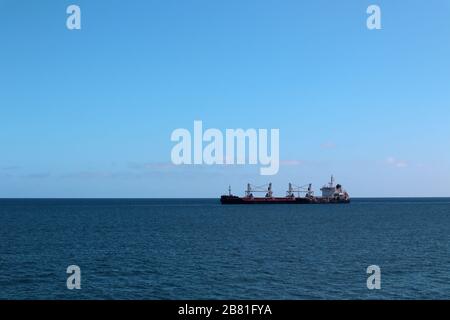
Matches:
[1,198,450,300]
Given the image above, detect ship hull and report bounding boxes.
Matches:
[220,195,350,205]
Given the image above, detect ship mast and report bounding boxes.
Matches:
[287,183,294,197]
[307,183,313,197]
[266,183,273,198]
[245,183,252,197]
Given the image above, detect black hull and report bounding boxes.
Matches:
[220,195,350,205]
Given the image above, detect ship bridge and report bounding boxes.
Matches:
[320,175,336,198]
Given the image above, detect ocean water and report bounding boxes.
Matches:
[1,198,450,300]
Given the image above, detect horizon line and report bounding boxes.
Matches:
[1,197,450,200]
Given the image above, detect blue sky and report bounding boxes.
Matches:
[1,0,449,197]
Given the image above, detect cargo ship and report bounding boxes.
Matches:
[220,175,350,204]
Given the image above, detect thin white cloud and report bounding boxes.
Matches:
[1,165,21,171]
[128,162,175,170]
[320,142,336,149]
[280,160,304,166]
[386,157,408,168]
[22,173,51,179]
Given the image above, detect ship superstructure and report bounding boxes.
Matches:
[319,175,349,201]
